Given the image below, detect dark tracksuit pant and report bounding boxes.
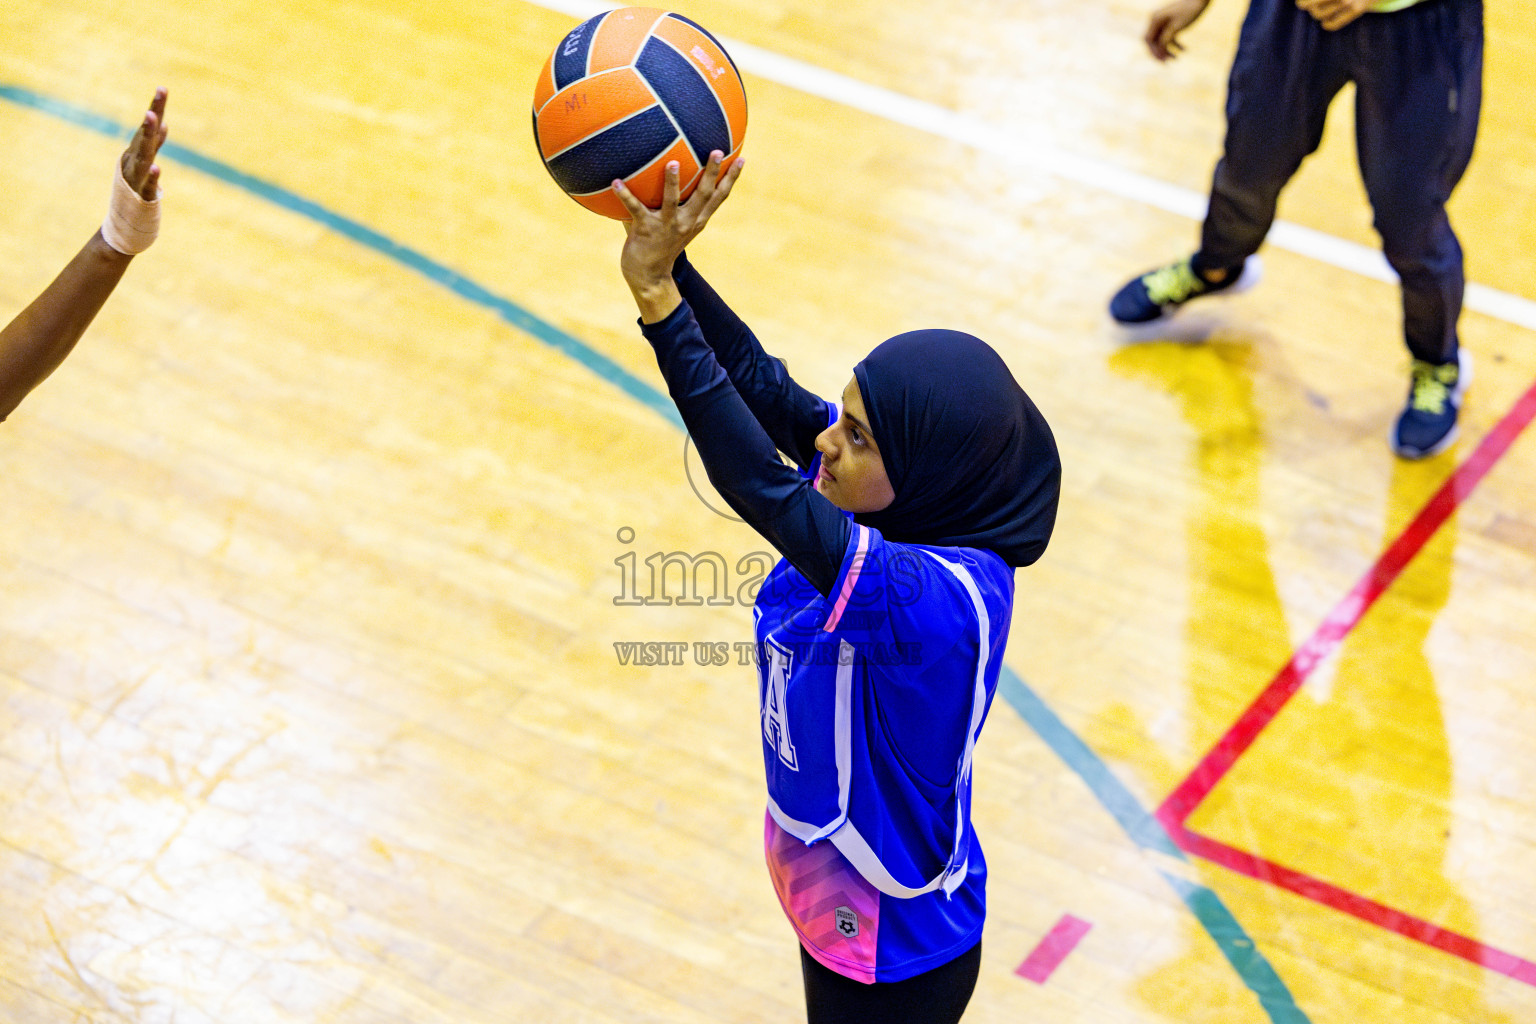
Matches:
[1196,0,1483,364]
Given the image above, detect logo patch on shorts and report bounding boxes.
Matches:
[834,906,859,938]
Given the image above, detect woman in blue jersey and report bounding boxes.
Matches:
[612,155,1060,1023]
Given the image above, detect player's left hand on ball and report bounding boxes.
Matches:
[614,151,744,289]
[1294,0,1371,31]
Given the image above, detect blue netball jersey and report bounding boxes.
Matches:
[753,510,1015,984]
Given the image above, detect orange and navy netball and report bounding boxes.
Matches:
[532,7,747,220]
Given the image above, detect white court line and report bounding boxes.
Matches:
[527,0,1536,333]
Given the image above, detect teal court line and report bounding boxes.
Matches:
[0,85,682,433]
[1,84,1307,1024]
[997,674,1309,1022]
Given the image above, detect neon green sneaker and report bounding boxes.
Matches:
[1110,256,1262,324]
[1392,349,1471,458]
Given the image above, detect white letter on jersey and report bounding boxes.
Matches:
[761,638,798,770]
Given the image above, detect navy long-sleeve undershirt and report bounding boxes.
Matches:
[669,253,828,471]
[639,261,851,596]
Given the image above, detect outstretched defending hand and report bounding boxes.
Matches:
[1145,0,1212,60]
[121,87,169,200]
[1,86,171,420]
[614,150,745,324]
[103,88,169,255]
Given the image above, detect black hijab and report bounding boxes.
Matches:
[851,330,1060,567]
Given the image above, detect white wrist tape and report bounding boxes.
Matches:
[101,160,160,255]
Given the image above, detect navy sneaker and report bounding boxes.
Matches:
[1392,349,1471,459]
[1109,256,1262,324]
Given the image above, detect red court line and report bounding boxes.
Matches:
[1154,376,1536,984]
[1158,376,1536,831]
[1170,824,1536,985]
[1016,914,1093,984]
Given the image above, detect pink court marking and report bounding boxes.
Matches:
[1016,914,1093,984]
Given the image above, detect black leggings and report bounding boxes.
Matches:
[799,941,981,1024]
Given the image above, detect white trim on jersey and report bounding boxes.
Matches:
[765,639,856,844]
[829,820,971,899]
[922,548,993,897]
[800,549,993,900]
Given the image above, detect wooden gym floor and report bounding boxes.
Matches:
[2,0,1535,1021]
